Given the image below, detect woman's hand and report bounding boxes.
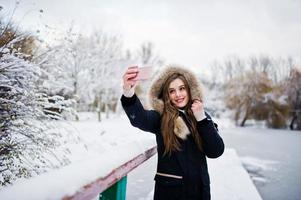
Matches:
[191,99,206,121]
[122,66,139,97]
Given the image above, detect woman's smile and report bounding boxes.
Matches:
[175,98,185,103]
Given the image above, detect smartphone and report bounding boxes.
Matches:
[133,66,152,81]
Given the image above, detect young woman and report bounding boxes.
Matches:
[121,65,224,200]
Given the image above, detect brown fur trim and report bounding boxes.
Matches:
[148,65,204,114]
[174,117,191,139]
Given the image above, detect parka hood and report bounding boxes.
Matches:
[148,65,204,114]
[148,65,204,140]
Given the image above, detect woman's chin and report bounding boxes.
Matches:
[175,103,187,109]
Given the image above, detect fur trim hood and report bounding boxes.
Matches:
[148,65,204,139]
[148,65,204,114]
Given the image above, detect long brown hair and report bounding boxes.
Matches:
[160,73,203,155]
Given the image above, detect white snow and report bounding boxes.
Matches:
[0,113,156,200]
[208,149,262,200]
[0,113,262,200]
[241,156,278,172]
[240,156,279,185]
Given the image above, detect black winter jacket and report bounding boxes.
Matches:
[121,94,224,200]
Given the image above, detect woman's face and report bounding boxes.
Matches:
[168,78,189,108]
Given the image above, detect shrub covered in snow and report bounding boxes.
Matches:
[0,51,72,186]
[0,20,75,186]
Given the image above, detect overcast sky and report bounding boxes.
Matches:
[1,0,301,70]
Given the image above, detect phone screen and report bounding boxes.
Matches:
[133,66,152,81]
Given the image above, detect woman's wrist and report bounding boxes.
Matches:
[123,85,135,98]
[195,110,206,121]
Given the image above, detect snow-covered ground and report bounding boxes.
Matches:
[0,113,156,199]
[0,113,300,200]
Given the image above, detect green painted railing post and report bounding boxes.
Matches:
[99,176,127,200]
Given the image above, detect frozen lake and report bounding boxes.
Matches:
[127,127,301,200]
[222,127,301,200]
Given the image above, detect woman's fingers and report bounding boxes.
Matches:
[193,99,202,103]
[191,99,204,111]
[191,99,205,121]
[192,101,201,108]
[128,70,138,77]
[124,73,137,81]
[124,67,138,80]
[126,66,138,76]
[123,66,139,89]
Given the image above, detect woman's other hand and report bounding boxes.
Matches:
[122,66,139,97]
[191,99,206,121]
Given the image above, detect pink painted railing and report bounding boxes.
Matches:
[63,146,157,200]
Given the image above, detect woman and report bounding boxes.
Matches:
[121,65,224,200]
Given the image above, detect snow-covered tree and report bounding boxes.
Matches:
[38,31,90,100]
[87,31,125,119]
[0,18,74,186]
[0,18,36,60]
[225,71,273,126]
[225,70,290,128]
[0,51,73,185]
[206,55,298,128]
[252,84,290,129]
[135,42,164,67]
[208,55,296,86]
[285,67,301,130]
[38,29,128,120]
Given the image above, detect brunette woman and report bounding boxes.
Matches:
[121,65,224,200]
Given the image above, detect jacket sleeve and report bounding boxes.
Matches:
[121,94,161,134]
[197,112,225,158]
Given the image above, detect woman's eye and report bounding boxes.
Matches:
[180,87,185,91]
[169,90,175,94]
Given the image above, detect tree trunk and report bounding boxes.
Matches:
[97,100,101,122]
[240,115,248,127]
[289,115,297,130]
[240,108,250,127]
[105,104,109,119]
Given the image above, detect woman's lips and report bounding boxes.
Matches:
[176,98,184,103]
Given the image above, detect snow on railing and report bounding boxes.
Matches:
[0,146,157,200]
[64,146,157,200]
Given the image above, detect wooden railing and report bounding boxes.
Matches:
[63,146,157,200]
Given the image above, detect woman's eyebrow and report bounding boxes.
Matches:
[168,85,185,90]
